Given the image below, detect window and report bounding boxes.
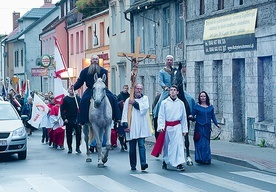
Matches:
[218,0,224,10]
[93,24,98,46]
[176,3,184,43]
[14,51,19,67]
[119,0,125,32]
[145,12,155,50]
[76,32,79,53]
[80,30,84,52]
[70,34,74,54]
[100,22,104,46]
[21,49,23,66]
[163,7,170,47]
[239,0,243,5]
[200,0,205,15]
[88,26,92,49]
[136,16,144,51]
[111,5,116,36]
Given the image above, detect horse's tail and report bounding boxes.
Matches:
[88,126,94,144]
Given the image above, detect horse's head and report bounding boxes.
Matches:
[92,73,107,108]
[171,62,183,88]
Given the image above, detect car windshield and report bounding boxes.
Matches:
[0,103,19,120]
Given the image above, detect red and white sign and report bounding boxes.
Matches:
[31,68,47,76]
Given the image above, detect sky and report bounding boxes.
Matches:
[0,0,59,35]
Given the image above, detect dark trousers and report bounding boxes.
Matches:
[65,122,81,149]
[42,127,48,142]
[129,138,146,169]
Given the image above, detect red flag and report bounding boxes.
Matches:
[54,37,67,104]
[54,37,67,77]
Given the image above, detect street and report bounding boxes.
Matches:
[0,130,275,192]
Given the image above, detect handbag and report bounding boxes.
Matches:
[193,131,200,141]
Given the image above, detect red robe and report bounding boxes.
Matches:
[49,104,65,147]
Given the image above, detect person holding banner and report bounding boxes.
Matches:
[60,86,81,154]
[154,85,188,171]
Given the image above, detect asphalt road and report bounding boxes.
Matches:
[0,130,275,192]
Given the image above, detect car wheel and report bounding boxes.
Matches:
[18,150,27,160]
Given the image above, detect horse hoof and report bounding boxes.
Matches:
[102,158,108,164]
[86,158,92,162]
[186,157,193,166]
[187,161,193,166]
[98,163,104,168]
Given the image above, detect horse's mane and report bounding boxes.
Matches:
[171,62,191,116]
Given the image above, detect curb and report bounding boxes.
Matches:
[146,140,276,174]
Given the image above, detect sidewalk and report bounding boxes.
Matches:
[146,136,276,174]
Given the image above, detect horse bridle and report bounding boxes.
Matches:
[92,87,107,103]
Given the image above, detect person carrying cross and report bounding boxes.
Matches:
[73,55,120,126]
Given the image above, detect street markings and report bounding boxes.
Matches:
[79,175,137,192]
[25,177,70,192]
[131,173,204,192]
[231,171,276,185]
[182,172,270,192]
[0,171,275,191]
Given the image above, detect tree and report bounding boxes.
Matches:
[76,0,108,18]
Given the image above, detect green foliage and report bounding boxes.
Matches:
[257,139,266,147]
[76,0,108,18]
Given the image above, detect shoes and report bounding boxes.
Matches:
[76,148,82,153]
[141,164,148,171]
[123,143,128,150]
[131,167,136,171]
[162,161,167,170]
[53,144,58,149]
[68,148,72,154]
[41,138,44,143]
[176,164,185,172]
[60,146,65,150]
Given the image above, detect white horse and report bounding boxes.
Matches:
[83,73,112,167]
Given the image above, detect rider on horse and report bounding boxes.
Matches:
[73,55,120,125]
[152,55,174,119]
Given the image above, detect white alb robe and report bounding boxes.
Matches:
[121,95,152,141]
[158,97,188,167]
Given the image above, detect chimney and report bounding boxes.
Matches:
[12,12,20,30]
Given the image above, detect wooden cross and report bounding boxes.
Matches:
[117,37,156,128]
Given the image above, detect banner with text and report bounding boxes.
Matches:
[203,9,257,54]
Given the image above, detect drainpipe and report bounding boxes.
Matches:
[183,0,187,65]
[39,35,43,92]
[124,12,135,56]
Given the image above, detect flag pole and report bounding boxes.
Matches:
[54,37,79,109]
[1,79,7,100]
[18,77,22,95]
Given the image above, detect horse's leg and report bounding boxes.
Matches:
[153,117,159,140]
[82,124,92,162]
[185,133,193,166]
[93,127,104,167]
[102,124,111,164]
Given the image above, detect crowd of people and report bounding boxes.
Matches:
[0,54,221,172]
